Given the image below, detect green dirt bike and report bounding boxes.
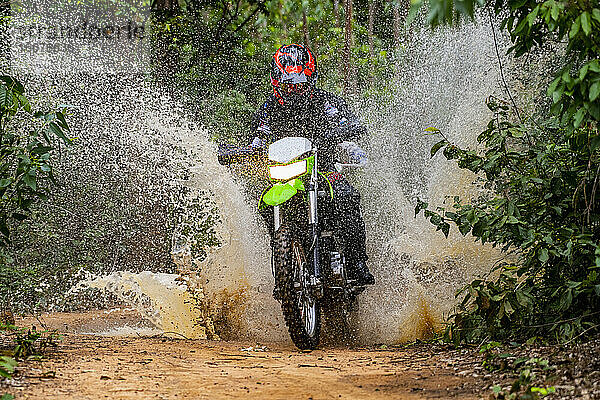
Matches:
[219,137,367,349]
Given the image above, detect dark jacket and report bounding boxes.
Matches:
[251,89,367,168]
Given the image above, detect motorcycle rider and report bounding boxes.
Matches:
[250,43,375,286]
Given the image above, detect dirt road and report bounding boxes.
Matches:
[7,310,483,399]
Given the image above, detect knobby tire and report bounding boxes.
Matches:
[274,225,321,349]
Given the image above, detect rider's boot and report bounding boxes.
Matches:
[354,261,375,285]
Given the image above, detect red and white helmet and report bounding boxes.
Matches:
[270,43,318,105]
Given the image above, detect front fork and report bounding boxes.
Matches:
[273,205,280,232]
[308,152,320,278]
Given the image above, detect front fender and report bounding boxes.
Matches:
[261,179,305,207]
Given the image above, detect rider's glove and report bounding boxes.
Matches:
[336,141,368,166]
[251,137,267,149]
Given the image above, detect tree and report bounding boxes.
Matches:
[0,2,9,69]
[343,0,353,95]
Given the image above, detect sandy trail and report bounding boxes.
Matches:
[8,310,480,399]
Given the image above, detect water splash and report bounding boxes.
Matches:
[354,21,507,343]
[8,4,509,343]
[56,97,289,340]
[79,271,212,339]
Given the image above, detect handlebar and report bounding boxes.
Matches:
[334,162,367,172]
[217,143,264,165]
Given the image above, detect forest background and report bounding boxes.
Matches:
[0,0,599,348]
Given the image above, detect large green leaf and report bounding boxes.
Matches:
[0,82,12,111]
[0,356,17,379]
[430,139,448,157]
[580,11,591,36]
[48,122,71,144]
[569,15,580,38]
[589,82,600,102]
[23,172,37,191]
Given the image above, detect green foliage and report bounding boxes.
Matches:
[149,0,270,94]
[13,326,59,360]
[0,356,16,379]
[419,98,600,343]
[148,0,271,141]
[507,0,600,129]
[149,0,401,143]
[0,254,87,312]
[0,324,60,399]
[409,0,485,27]
[0,76,71,310]
[479,343,556,400]
[414,0,600,345]
[0,76,71,245]
[201,90,258,144]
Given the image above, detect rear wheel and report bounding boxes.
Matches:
[274,225,321,349]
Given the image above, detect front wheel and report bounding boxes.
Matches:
[274,225,321,349]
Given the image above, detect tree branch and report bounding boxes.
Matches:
[233,3,263,34]
[487,8,530,145]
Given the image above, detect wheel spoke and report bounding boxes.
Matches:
[293,240,317,338]
[275,226,320,348]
